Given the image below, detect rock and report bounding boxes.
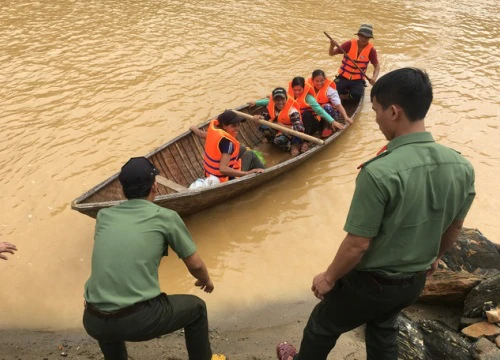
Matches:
[464,273,500,318]
[461,318,486,330]
[419,319,474,360]
[419,269,484,305]
[485,308,500,324]
[494,242,500,255]
[441,228,500,273]
[472,337,500,360]
[473,268,500,278]
[397,312,425,360]
[461,322,500,339]
[495,335,500,348]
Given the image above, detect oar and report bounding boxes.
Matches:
[324,31,372,82]
[231,110,324,145]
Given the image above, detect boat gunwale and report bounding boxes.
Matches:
[71,95,364,216]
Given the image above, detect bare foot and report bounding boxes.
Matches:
[300,142,309,153]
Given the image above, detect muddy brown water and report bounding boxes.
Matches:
[1,0,499,329]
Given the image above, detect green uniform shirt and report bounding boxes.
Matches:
[84,199,197,311]
[344,132,475,274]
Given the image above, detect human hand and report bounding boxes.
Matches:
[330,39,338,47]
[332,121,344,131]
[292,122,305,132]
[253,115,263,121]
[195,279,214,293]
[311,272,334,300]
[345,117,353,124]
[248,101,257,107]
[0,242,17,260]
[426,258,440,277]
[369,78,376,86]
[247,168,265,175]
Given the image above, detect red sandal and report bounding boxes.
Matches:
[276,342,297,360]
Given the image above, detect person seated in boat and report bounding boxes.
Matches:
[308,69,353,138]
[190,110,264,183]
[287,76,345,151]
[248,87,305,156]
[329,23,380,102]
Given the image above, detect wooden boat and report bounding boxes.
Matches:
[71,95,363,218]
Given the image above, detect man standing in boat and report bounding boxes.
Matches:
[83,157,225,360]
[276,68,476,360]
[329,24,381,102]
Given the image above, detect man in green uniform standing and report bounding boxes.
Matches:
[83,157,225,360]
[276,68,476,360]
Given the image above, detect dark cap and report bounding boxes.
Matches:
[218,110,246,126]
[272,87,287,99]
[355,23,374,39]
[118,157,159,192]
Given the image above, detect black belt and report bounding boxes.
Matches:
[363,271,426,286]
[85,296,157,319]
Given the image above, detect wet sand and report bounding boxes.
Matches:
[0,300,461,360]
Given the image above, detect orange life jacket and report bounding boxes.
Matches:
[338,39,373,80]
[203,119,241,183]
[267,95,301,126]
[307,77,336,107]
[287,81,316,114]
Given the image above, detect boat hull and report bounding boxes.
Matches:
[72,96,363,218]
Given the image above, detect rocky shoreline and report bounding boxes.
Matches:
[400,228,500,359]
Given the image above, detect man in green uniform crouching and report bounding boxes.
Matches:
[277,68,476,360]
[83,157,225,360]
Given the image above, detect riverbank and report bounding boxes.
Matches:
[0,300,461,360]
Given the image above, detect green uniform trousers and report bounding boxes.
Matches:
[83,293,212,360]
[295,270,427,360]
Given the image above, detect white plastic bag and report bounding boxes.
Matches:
[189,175,220,190]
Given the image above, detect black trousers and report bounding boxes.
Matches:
[334,76,366,102]
[83,293,212,360]
[295,270,427,360]
[302,110,322,136]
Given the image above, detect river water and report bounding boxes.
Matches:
[1,0,499,330]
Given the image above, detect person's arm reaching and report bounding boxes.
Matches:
[427,219,464,276]
[0,242,17,260]
[190,125,207,139]
[327,88,353,124]
[336,103,353,124]
[329,40,349,56]
[183,251,214,293]
[370,62,381,86]
[248,99,270,107]
[311,233,372,300]
[305,94,344,130]
[219,153,263,177]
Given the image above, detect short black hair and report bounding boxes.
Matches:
[291,76,306,88]
[370,68,433,122]
[123,184,152,199]
[311,69,326,79]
